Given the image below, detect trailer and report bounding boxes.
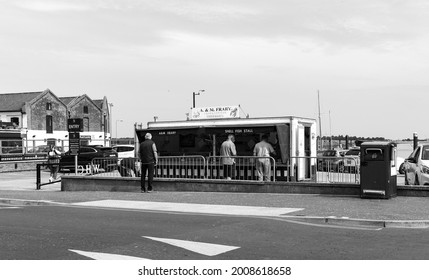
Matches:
[135,116,317,181]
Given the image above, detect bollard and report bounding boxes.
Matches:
[36,164,41,190]
[413,132,418,150]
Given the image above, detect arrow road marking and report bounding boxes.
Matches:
[143,236,240,256]
[71,200,304,217]
[69,249,149,260]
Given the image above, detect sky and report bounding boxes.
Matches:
[1,0,429,140]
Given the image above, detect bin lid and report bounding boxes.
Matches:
[360,141,396,147]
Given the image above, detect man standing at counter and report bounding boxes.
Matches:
[220,134,237,180]
[254,134,276,181]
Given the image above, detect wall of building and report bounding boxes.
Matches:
[27,93,67,132]
[0,90,111,152]
[68,96,102,132]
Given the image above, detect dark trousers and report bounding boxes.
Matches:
[141,163,155,191]
[223,164,235,179]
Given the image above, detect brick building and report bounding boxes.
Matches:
[0,89,111,153]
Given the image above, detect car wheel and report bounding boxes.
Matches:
[415,175,420,186]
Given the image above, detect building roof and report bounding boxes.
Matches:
[59,96,78,106]
[92,99,104,109]
[0,90,107,113]
[0,91,42,112]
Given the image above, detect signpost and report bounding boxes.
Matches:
[190,105,240,120]
[67,118,83,175]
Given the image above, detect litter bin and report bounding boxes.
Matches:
[360,141,397,199]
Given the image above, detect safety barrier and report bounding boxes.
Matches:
[206,156,276,182]
[85,155,359,184]
[288,156,360,184]
[155,156,206,179]
[36,162,62,190]
[89,157,123,177]
[89,156,277,182]
[90,156,208,179]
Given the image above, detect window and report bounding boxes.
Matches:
[415,147,421,161]
[10,117,19,126]
[116,146,134,153]
[345,149,360,156]
[46,102,52,110]
[422,146,429,160]
[79,147,96,154]
[83,106,89,114]
[46,115,53,134]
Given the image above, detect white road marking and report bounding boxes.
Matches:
[143,236,240,256]
[69,249,148,260]
[71,200,304,217]
[0,206,21,209]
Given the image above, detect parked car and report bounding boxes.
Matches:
[343,148,360,173]
[7,148,23,154]
[404,144,429,185]
[112,145,135,158]
[59,146,118,172]
[317,149,346,172]
[397,157,406,175]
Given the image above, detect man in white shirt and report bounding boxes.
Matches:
[220,134,237,180]
[253,134,276,181]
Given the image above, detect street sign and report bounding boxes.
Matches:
[69,132,80,156]
[68,118,83,132]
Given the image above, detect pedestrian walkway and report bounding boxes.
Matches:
[1,171,60,191]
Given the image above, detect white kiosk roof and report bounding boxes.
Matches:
[146,116,316,130]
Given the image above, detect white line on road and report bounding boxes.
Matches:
[143,236,240,256]
[69,249,148,260]
[71,200,304,217]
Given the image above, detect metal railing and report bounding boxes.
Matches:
[89,156,208,179]
[206,156,276,182]
[36,162,62,190]
[155,156,206,179]
[88,156,277,182]
[85,155,359,184]
[288,156,360,184]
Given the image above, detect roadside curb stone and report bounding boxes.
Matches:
[0,198,59,206]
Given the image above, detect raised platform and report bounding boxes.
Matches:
[60,176,429,197]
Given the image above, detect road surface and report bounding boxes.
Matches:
[1,202,428,260]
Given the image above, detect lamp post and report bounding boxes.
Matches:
[192,90,205,108]
[115,119,123,146]
[108,103,113,146]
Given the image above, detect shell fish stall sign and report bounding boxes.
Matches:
[191,106,240,120]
